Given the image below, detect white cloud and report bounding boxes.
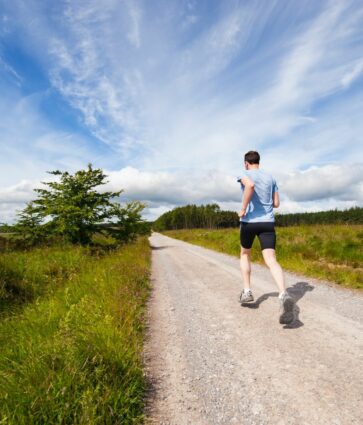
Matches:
[106,164,363,206]
[277,198,359,215]
[1,163,362,223]
[143,205,173,221]
[0,179,38,202]
[104,164,363,220]
[0,181,37,223]
[105,166,239,205]
[280,164,363,202]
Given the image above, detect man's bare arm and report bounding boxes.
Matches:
[239,176,255,217]
[273,191,280,208]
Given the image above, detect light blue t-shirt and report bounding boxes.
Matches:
[239,169,278,223]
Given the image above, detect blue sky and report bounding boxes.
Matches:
[0,0,362,221]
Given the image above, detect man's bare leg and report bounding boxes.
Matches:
[263,249,294,324]
[262,248,285,295]
[240,247,252,290]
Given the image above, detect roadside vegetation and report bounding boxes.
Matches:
[163,225,363,289]
[0,165,151,424]
[0,239,150,424]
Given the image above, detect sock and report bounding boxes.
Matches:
[244,288,251,294]
[279,291,286,299]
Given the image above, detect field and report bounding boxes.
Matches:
[0,238,150,424]
[163,225,363,289]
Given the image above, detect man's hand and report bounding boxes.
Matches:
[273,191,280,208]
[238,208,247,218]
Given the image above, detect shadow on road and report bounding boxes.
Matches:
[241,281,315,329]
[283,281,315,329]
[150,245,170,250]
[287,281,315,302]
[242,291,278,309]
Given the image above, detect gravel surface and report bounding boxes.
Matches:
[144,233,363,425]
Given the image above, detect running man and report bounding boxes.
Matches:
[238,151,294,324]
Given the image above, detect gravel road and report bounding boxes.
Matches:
[144,233,363,425]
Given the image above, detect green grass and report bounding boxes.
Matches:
[0,238,150,424]
[0,245,84,315]
[163,225,363,289]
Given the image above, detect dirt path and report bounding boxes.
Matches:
[144,233,363,425]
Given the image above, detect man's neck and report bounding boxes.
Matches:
[247,164,259,170]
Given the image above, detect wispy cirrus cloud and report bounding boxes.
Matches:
[5,0,363,166]
[0,55,22,85]
[0,85,107,187]
[341,59,363,89]
[126,0,142,48]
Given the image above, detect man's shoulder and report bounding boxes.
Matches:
[259,170,276,181]
[245,169,274,179]
[259,169,273,176]
[242,169,277,183]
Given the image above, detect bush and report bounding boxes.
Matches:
[13,165,149,246]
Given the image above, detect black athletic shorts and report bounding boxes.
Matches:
[240,221,276,250]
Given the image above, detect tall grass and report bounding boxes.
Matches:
[163,225,363,289]
[0,238,150,424]
[0,245,84,315]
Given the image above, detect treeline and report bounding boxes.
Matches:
[153,204,239,230]
[275,206,363,226]
[153,205,363,230]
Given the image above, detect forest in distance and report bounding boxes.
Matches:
[153,204,363,231]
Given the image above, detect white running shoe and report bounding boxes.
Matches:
[240,289,254,304]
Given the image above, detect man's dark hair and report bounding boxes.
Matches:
[244,151,260,164]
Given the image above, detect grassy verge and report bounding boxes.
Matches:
[0,245,85,315]
[163,225,363,289]
[0,238,150,424]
